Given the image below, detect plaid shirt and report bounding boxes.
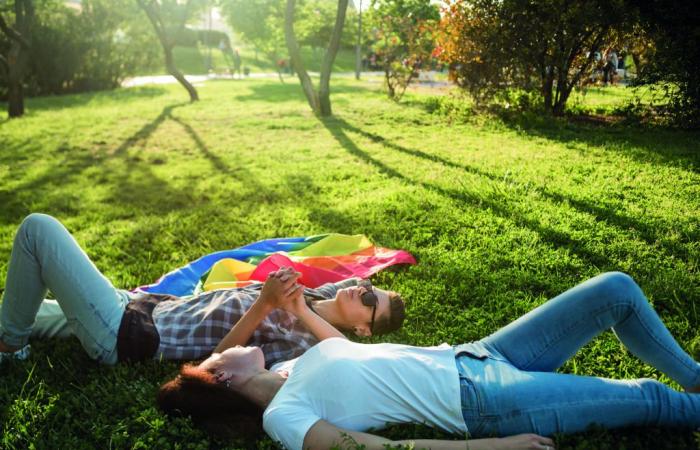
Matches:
[151,278,359,368]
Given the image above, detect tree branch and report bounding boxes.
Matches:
[0,12,30,49]
[137,0,170,50]
[570,29,607,89]
[285,0,320,113]
[319,0,348,89]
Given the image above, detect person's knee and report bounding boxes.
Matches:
[20,213,60,236]
[635,378,669,405]
[598,271,641,297]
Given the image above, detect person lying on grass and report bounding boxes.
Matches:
[0,214,405,365]
[158,272,700,450]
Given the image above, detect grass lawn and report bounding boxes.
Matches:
[0,80,699,449]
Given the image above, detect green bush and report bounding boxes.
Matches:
[0,0,160,98]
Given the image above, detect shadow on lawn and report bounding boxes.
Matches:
[284,172,364,235]
[232,81,374,104]
[320,116,695,270]
[106,102,282,217]
[0,86,170,117]
[497,112,700,173]
[334,119,696,263]
[0,102,267,226]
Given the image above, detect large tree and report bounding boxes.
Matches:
[0,0,35,118]
[284,0,348,116]
[438,0,630,115]
[137,0,202,102]
[221,0,357,82]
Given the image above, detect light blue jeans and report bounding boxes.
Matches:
[0,214,130,364]
[455,272,700,437]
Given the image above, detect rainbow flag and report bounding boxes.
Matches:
[136,234,416,296]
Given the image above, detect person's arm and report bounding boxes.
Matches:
[281,290,347,341]
[303,420,556,450]
[214,268,301,353]
[314,277,361,299]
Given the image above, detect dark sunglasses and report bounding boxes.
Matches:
[358,280,378,335]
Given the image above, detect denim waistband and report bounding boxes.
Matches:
[453,340,507,362]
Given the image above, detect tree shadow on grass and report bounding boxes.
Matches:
[497,112,700,173]
[105,103,280,218]
[0,87,169,119]
[282,172,365,236]
[328,117,697,265]
[0,102,184,227]
[321,116,698,273]
[0,101,268,226]
[232,81,374,104]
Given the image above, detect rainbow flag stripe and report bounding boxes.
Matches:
[137,234,416,296]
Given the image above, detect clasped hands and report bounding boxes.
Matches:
[258,266,306,315]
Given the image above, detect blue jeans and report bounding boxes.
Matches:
[0,214,130,364]
[455,272,700,437]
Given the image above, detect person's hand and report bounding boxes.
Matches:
[491,434,556,450]
[279,284,308,316]
[258,267,302,310]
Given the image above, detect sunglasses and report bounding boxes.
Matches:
[358,280,378,335]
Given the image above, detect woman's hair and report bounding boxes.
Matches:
[157,364,263,439]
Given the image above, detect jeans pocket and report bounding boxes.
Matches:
[460,374,500,437]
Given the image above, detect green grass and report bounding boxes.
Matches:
[0,80,699,449]
[568,85,669,116]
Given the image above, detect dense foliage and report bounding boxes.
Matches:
[365,0,439,100]
[437,0,631,115]
[220,0,357,68]
[631,0,700,128]
[0,0,158,98]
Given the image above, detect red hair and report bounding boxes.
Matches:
[157,364,263,438]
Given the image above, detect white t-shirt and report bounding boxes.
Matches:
[263,338,466,450]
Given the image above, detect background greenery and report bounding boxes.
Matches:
[165,46,359,76]
[0,78,698,449]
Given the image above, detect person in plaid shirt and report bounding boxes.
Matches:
[0,214,406,367]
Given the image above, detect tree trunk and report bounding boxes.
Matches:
[383,64,396,99]
[542,71,554,113]
[553,84,573,116]
[632,52,644,78]
[0,0,34,118]
[6,42,25,118]
[138,0,198,102]
[164,45,199,102]
[317,0,349,116]
[285,0,321,115]
[285,0,347,117]
[7,75,24,118]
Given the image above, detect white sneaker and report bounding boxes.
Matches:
[0,344,30,364]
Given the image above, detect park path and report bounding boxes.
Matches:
[121,71,452,88]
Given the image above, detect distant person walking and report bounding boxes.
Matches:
[604,50,618,85]
[232,48,242,79]
[218,39,242,79]
[609,50,618,85]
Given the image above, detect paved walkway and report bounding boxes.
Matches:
[121,71,452,88]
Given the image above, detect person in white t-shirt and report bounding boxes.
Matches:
[158,272,700,450]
